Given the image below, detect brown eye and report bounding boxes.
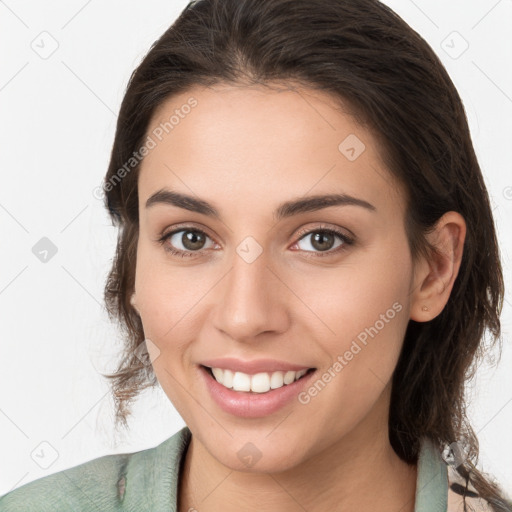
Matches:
[310,231,336,251]
[295,228,353,255]
[159,228,216,256]
[179,230,207,251]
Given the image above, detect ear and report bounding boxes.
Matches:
[410,211,466,322]
[130,292,140,315]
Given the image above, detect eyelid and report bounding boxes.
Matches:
[157,222,355,257]
[157,222,220,254]
[294,222,354,241]
[159,221,218,242]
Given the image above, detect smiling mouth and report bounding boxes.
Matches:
[201,365,316,394]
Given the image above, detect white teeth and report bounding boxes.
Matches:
[232,371,251,391]
[250,372,270,393]
[222,369,233,388]
[208,366,311,393]
[296,369,308,379]
[211,367,223,382]
[283,370,296,385]
[270,371,284,389]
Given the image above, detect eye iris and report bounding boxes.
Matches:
[182,231,205,251]
[173,229,341,253]
[311,231,335,251]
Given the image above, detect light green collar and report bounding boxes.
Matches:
[155,427,447,512]
[414,437,448,512]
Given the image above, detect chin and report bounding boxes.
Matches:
[211,439,306,474]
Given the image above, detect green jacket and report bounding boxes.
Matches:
[0,426,502,511]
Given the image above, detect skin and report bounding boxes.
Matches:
[131,82,466,512]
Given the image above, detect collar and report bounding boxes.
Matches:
[414,437,448,512]
[124,426,449,511]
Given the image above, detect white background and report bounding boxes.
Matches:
[1,0,511,499]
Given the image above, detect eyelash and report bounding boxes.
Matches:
[156,224,355,259]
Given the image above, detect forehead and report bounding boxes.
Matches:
[137,83,405,219]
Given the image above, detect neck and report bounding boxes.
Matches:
[178,386,417,512]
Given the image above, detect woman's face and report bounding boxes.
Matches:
[134,83,420,471]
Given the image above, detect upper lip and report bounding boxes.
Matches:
[200,357,315,375]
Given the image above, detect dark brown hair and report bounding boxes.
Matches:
[100,0,509,509]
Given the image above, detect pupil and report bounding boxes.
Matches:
[183,231,205,250]
[312,232,334,251]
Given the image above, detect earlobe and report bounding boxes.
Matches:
[410,211,466,322]
[130,292,139,314]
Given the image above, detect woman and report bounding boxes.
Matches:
[1,0,510,510]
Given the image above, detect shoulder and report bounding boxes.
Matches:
[0,426,191,512]
[0,450,130,512]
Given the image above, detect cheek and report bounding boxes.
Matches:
[133,244,199,409]
[294,238,412,388]
[288,252,411,438]
[134,241,211,340]
[296,236,410,324]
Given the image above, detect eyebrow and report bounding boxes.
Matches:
[145,188,376,221]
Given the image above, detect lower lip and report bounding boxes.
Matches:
[198,365,317,418]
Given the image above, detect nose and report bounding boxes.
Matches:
[212,245,290,342]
